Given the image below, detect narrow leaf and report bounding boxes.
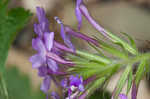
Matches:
[106,30,138,55]
[126,70,133,94]
[121,32,137,50]
[87,77,106,97]
[114,65,132,98]
[135,59,147,86]
[76,50,111,64]
[94,37,128,59]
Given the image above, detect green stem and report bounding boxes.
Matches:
[76,50,111,64]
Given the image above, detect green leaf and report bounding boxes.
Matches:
[106,30,138,55]
[114,65,132,98]
[126,70,132,94]
[135,59,147,86]
[88,90,111,99]
[76,50,111,64]
[88,42,105,57]
[96,63,121,78]
[0,75,8,99]
[94,37,128,59]
[121,32,137,50]
[0,6,31,72]
[87,77,106,97]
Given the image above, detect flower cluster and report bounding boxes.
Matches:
[30,7,76,98]
[61,75,84,99]
[29,0,140,99]
[29,6,89,99]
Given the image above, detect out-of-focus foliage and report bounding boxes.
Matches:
[0,0,31,98]
[2,67,45,99]
[89,90,111,99]
[0,0,31,73]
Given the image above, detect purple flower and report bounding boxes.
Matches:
[61,78,68,88]
[30,32,58,72]
[75,0,83,30]
[119,94,128,99]
[54,16,75,51]
[131,82,137,99]
[69,75,84,92]
[34,7,50,38]
[38,66,48,77]
[64,26,99,46]
[75,0,111,39]
[61,75,84,98]
[40,76,51,93]
[30,7,77,97]
[51,92,60,99]
[30,37,46,68]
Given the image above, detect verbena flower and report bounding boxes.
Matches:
[51,92,60,99]
[69,75,84,92]
[34,7,50,38]
[40,76,51,93]
[119,94,128,99]
[30,1,139,98]
[30,33,58,72]
[61,75,84,98]
[75,0,83,30]
[54,16,75,51]
[131,82,137,99]
[55,17,99,47]
[75,0,111,39]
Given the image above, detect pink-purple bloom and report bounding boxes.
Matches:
[29,0,140,98]
[61,75,84,98]
[119,94,128,99]
[51,92,60,99]
[75,0,83,30]
[131,82,137,99]
[69,75,84,92]
[40,76,51,93]
[34,7,50,38]
[54,16,75,51]
[30,7,82,98]
[30,7,62,95]
[75,0,110,39]
[30,32,58,72]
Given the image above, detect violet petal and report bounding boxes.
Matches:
[60,24,75,51]
[51,92,60,99]
[79,84,84,92]
[38,66,48,77]
[47,58,58,72]
[32,38,46,55]
[119,94,128,99]
[30,54,46,68]
[131,82,137,99]
[44,32,54,51]
[40,76,51,93]
[54,16,75,51]
[75,6,82,30]
[46,52,73,65]
[60,78,68,88]
[75,0,83,30]
[36,7,46,23]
